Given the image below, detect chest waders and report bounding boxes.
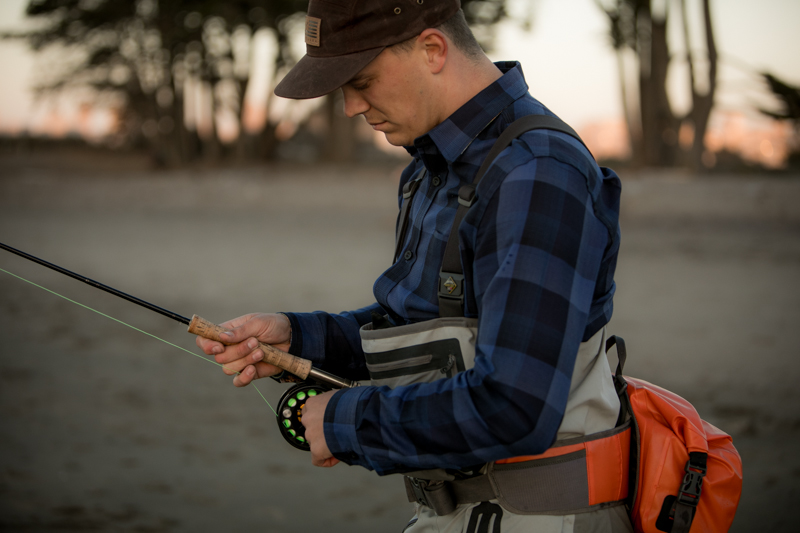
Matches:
[361,116,633,520]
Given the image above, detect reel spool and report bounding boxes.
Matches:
[276,383,330,451]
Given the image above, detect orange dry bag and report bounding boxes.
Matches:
[607,336,743,533]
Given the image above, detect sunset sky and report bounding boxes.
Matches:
[1,0,798,154]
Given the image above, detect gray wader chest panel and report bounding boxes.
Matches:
[361,317,478,389]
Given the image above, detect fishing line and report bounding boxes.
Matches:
[0,266,277,415]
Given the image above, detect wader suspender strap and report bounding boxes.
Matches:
[438,115,590,317]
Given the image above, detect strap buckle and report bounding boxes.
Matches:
[458,185,476,207]
[677,460,706,507]
[409,477,431,507]
[406,477,457,516]
[403,171,425,199]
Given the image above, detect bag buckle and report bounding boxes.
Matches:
[677,461,706,507]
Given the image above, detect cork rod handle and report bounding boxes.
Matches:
[187,314,313,380]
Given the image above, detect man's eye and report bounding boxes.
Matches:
[352,81,371,91]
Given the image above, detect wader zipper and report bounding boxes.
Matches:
[366,354,434,373]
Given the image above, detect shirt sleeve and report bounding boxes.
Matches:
[282,303,380,381]
[323,156,611,475]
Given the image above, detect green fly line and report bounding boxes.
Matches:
[0,266,276,415]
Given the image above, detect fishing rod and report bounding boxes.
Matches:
[0,241,356,451]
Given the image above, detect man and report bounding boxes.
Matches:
[197,1,630,531]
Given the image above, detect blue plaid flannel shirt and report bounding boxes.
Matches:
[283,62,622,475]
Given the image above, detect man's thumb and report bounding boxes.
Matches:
[220,321,257,344]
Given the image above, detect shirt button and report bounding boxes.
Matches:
[432,176,441,187]
[403,250,414,261]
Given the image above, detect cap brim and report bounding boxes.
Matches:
[274,47,385,100]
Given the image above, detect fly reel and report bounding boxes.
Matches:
[276,382,330,451]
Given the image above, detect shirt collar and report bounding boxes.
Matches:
[405,61,529,173]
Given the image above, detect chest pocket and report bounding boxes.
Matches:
[361,317,478,388]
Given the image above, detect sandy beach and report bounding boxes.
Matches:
[1,160,798,532]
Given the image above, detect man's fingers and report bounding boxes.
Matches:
[230,361,282,386]
[311,453,340,468]
[254,361,282,379]
[300,391,338,468]
[218,346,264,375]
[218,315,268,344]
[195,314,291,362]
[214,337,264,365]
[196,335,224,356]
[233,364,257,387]
[192,313,292,386]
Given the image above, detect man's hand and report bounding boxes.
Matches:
[195,313,291,387]
[302,390,340,468]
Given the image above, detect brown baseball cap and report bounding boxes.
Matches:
[274,0,461,100]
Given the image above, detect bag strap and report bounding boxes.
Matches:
[605,335,631,427]
[439,114,591,317]
[605,335,627,380]
[605,335,711,533]
[669,451,708,533]
[604,334,641,515]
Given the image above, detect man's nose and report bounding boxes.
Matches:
[341,86,369,118]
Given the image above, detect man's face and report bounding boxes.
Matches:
[340,47,438,147]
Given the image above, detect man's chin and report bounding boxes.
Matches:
[383,132,412,147]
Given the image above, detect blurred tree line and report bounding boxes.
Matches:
[15,0,513,166]
[760,73,800,162]
[595,0,718,170]
[594,0,799,170]
[13,0,793,170]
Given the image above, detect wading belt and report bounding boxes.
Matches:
[404,422,631,516]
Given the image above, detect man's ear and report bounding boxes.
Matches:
[417,29,448,74]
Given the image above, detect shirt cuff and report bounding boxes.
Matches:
[280,312,325,365]
[323,386,372,466]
